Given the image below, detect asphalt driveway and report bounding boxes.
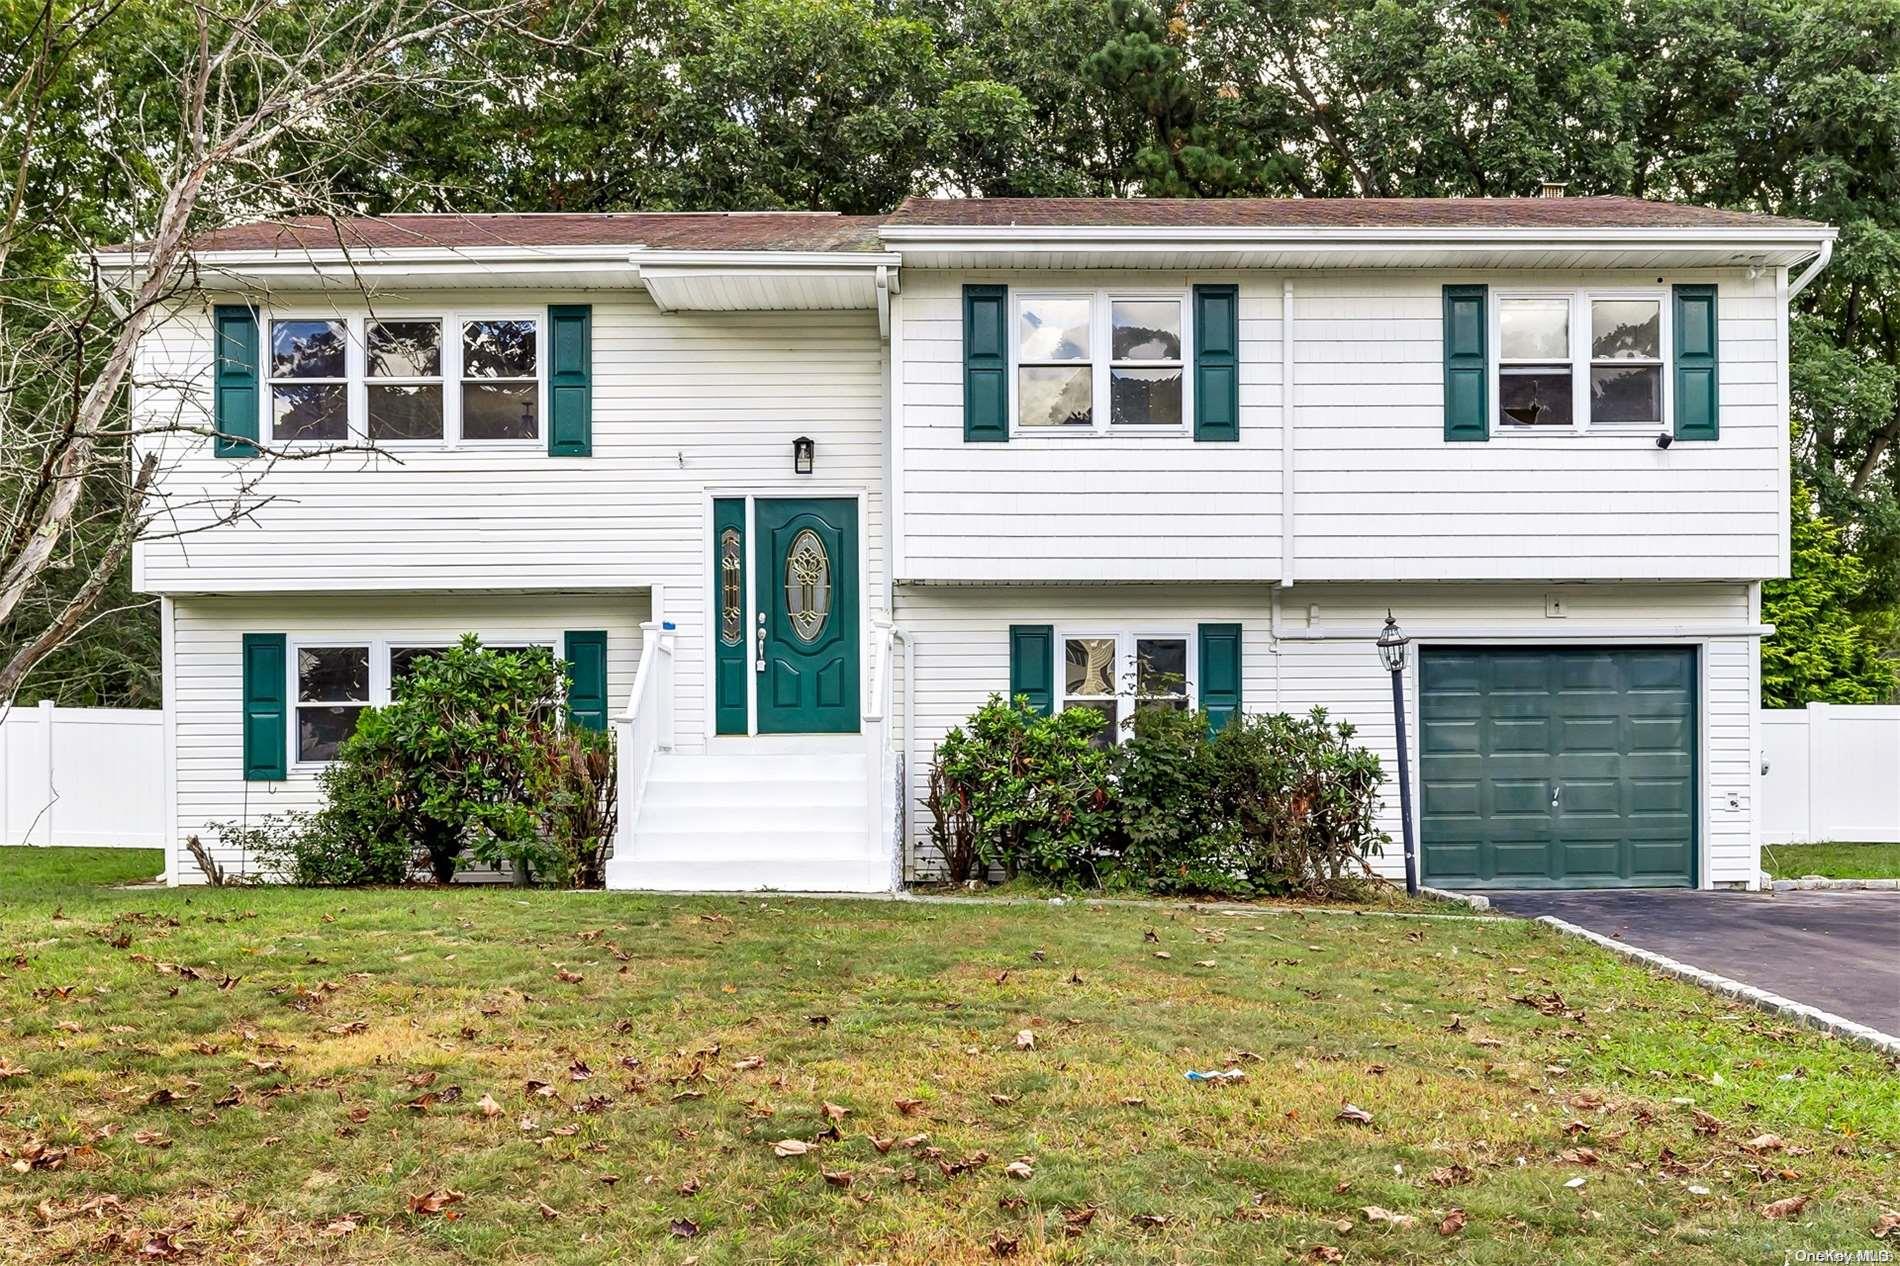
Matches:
[1485,889,1900,1036]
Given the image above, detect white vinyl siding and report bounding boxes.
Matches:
[896,581,1760,889]
[168,591,649,884]
[132,293,886,755]
[895,270,1283,582]
[1291,269,1783,580]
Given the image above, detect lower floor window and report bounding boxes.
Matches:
[1060,631,1192,747]
[296,645,370,762]
[292,637,555,764]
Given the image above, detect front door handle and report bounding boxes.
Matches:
[754,615,766,673]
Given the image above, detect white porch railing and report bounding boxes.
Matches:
[863,618,899,885]
[613,621,675,863]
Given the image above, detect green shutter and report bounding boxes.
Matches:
[712,498,748,735]
[214,305,260,457]
[1007,624,1053,716]
[564,630,608,731]
[1197,623,1242,736]
[1442,284,1489,442]
[1673,284,1719,441]
[547,304,592,456]
[241,633,286,780]
[964,284,1008,442]
[1193,284,1239,442]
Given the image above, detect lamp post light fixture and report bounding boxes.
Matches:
[1377,612,1420,897]
[792,435,815,475]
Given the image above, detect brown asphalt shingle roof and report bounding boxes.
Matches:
[883,195,1823,231]
[137,196,1823,256]
[166,212,888,255]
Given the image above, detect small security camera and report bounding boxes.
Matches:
[1655,432,1674,450]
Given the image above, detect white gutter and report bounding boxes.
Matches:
[1787,238,1834,298]
[878,223,1835,248]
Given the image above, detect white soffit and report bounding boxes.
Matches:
[631,251,899,313]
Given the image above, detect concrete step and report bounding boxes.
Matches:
[609,853,893,893]
[633,802,866,836]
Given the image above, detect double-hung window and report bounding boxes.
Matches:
[460,318,539,441]
[1058,630,1194,747]
[1495,290,1668,432]
[366,320,445,441]
[295,645,371,762]
[269,319,349,442]
[1014,291,1189,433]
[263,310,543,447]
[290,638,556,766]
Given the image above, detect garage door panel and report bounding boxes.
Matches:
[1420,647,1696,890]
[1421,717,1481,755]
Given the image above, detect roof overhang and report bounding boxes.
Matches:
[88,244,903,328]
[629,250,901,330]
[875,224,1838,271]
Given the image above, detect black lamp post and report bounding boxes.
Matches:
[1377,612,1419,896]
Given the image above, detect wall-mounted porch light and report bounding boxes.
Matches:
[793,436,815,476]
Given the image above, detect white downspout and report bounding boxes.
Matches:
[1280,280,1296,585]
[1787,240,1833,299]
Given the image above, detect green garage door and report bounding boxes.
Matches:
[1420,648,1697,889]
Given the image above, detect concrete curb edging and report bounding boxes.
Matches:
[1534,914,1900,1057]
[1419,885,1491,911]
[1766,875,1900,892]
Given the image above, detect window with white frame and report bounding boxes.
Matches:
[460,318,539,440]
[270,319,349,442]
[1059,630,1193,747]
[366,320,444,441]
[262,310,542,446]
[291,638,557,765]
[295,645,371,762]
[1496,290,1667,431]
[1015,291,1188,432]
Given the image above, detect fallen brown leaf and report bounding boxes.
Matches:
[1762,1194,1812,1220]
[773,1139,812,1158]
[1438,1207,1467,1236]
[407,1189,464,1217]
[1335,1103,1374,1125]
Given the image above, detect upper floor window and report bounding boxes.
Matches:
[1014,292,1189,434]
[1495,290,1666,432]
[265,310,543,447]
[270,319,349,442]
[366,320,444,441]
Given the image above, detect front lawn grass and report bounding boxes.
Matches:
[1763,841,1900,880]
[2,847,1895,1264]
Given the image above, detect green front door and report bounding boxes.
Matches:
[1419,648,1697,889]
[755,498,859,734]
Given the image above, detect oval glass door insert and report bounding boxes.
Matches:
[784,528,830,642]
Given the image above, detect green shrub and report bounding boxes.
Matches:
[213,807,410,886]
[1211,708,1388,898]
[539,725,619,889]
[271,635,619,887]
[927,694,1117,883]
[925,697,1389,898]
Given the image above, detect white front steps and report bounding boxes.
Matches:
[607,737,894,893]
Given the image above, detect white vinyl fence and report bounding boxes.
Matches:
[1760,703,1900,844]
[1,702,164,849]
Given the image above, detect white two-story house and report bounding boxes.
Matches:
[108,195,1835,892]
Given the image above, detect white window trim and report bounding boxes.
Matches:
[1053,627,1196,744]
[1009,289,1194,436]
[286,634,560,770]
[1489,286,1672,436]
[260,306,548,451]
